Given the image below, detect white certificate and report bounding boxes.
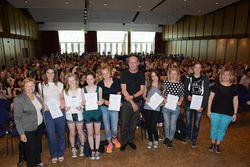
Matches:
[109,94,121,111]
[164,94,179,111]
[85,93,98,111]
[146,92,164,110]
[190,95,203,110]
[68,98,81,113]
[47,102,63,119]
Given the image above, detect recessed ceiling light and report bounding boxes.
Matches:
[168,15,170,18]
[198,9,201,13]
[24,0,28,3]
[138,5,142,8]
[184,0,187,2]
[65,1,69,5]
[215,2,220,5]
[104,3,108,6]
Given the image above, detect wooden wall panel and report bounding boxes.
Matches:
[183,17,190,38]
[196,16,204,37]
[213,10,224,37]
[8,5,16,35]
[14,8,21,35]
[172,24,178,39]
[19,13,26,36]
[192,40,200,58]
[204,13,213,37]
[0,8,3,33]
[248,12,250,35]
[216,39,226,63]
[167,41,172,54]
[172,40,177,54]
[176,41,181,54]
[225,39,237,64]
[223,6,235,36]
[0,38,5,67]
[207,40,217,61]
[186,40,193,58]
[164,26,169,41]
[189,16,197,38]
[177,22,183,39]
[234,1,249,35]
[181,40,187,55]
[24,18,29,37]
[199,40,208,60]
[168,25,173,40]
[236,38,250,63]
[14,39,22,63]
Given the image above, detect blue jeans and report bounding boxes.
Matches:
[44,110,66,158]
[100,106,119,140]
[185,105,202,140]
[210,113,232,141]
[162,106,180,140]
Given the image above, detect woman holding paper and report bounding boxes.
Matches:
[38,66,66,164]
[162,67,184,148]
[82,72,103,160]
[143,71,163,149]
[63,73,85,158]
[207,69,238,153]
[98,66,121,153]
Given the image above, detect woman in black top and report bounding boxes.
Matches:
[207,69,238,153]
[98,65,121,153]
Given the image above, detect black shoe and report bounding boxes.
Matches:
[215,145,221,153]
[208,143,215,152]
[181,137,189,144]
[17,159,23,166]
[163,138,168,145]
[191,140,197,148]
[127,142,137,150]
[120,144,127,152]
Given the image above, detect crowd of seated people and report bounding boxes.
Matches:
[0,52,249,167]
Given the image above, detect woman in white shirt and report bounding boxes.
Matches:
[38,66,66,164]
[63,73,85,158]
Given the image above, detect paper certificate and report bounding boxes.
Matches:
[68,98,81,113]
[85,93,98,111]
[164,94,179,111]
[190,95,203,110]
[146,93,164,110]
[47,103,63,119]
[109,94,121,111]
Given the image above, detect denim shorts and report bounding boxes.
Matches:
[66,113,84,123]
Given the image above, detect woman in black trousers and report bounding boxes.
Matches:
[14,78,46,167]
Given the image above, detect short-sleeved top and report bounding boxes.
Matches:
[163,81,184,98]
[120,69,145,103]
[97,78,121,106]
[144,86,162,111]
[38,82,64,106]
[211,83,238,116]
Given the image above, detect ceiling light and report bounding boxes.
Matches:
[138,5,142,8]
[65,1,69,5]
[167,15,170,18]
[184,0,187,2]
[104,3,108,6]
[215,2,220,5]
[198,9,201,13]
[24,0,28,3]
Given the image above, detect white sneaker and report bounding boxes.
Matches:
[79,146,84,157]
[95,151,101,160]
[72,147,77,158]
[153,141,159,148]
[147,142,153,149]
[89,151,95,160]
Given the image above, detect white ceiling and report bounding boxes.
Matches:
[7,0,240,31]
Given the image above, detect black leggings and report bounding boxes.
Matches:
[144,109,160,142]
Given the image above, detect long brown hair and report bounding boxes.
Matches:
[147,70,163,92]
[42,66,59,86]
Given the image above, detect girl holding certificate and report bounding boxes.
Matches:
[143,71,163,149]
[82,72,103,160]
[162,67,184,148]
[207,69,238,153]
[63,73,85,158]
[38,66,66,164]
[98,66,121,153]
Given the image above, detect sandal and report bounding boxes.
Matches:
[58,156,64,162]
[51,158,57,164]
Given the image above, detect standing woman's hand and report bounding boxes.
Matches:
[20,134,27,142]
[207,110,211,118]
[232,114,237,122]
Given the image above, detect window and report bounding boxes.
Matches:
[131,31,155,53]
[97,31,128,55]
[58,31,85,54]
